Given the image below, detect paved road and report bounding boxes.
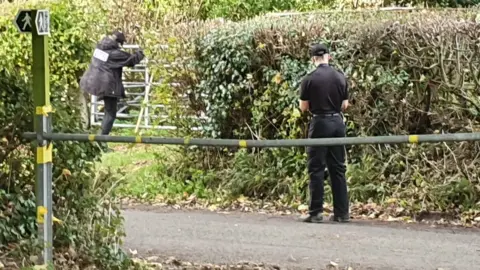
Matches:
[123,208,480,270]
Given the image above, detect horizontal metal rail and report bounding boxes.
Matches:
[22,132,480,147]
[89,123,192,130]
[92,112,207,120]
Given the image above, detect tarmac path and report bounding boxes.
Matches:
[123,208,480,270]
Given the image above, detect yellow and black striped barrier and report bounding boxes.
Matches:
[23,132,480,148]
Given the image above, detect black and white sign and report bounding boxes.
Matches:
[93,49,109,62]
[35,9,50,36]
[13,10,33,33]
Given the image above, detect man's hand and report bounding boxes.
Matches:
[299,100,309,112]
[341,100,349,112]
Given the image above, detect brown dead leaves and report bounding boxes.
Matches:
[121,194,480,228]
[132,255,359,270]
[131,255,281,270]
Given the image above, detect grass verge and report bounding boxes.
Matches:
[99,139,480,228]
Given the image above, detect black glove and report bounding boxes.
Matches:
[136,49,145,61]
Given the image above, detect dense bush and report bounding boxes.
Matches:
[123,0,480,22]
[167,10,480,222]
[0,0,133,268]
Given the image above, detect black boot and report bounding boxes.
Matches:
[329,214,350,223]
[301,213,323,223]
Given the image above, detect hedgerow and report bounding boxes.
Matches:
[168,9,480,223]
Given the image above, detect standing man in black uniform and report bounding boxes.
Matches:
[299,44,350,223]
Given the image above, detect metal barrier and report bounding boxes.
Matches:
[23,132,480,147]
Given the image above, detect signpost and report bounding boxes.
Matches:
[14,9,53,266]
[13,9,33,33]
[35,10,50,35]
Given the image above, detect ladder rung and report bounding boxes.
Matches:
[123,81,146,84]
[122,44,140,49]
[124,84,147,88]
[125,92,146,96]
[91,122,204,131]
[93,113,135,119]
[124,69,146,73]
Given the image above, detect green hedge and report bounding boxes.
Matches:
[0,1,132,268]
[134,0,480,22]
[173,10,480,222]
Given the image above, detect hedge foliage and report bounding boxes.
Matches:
[113,0,480,22]
[0,0,133,268]
[169,10,480,222]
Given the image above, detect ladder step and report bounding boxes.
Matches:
[93,112,206,120]
[124,84,147,88]
[125,92,146,96]
[122,44,141,49]
[124,69,146,73]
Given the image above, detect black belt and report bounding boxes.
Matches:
[313,113,340,117]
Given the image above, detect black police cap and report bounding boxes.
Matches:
[310,44,329,57]
[111,30,126,45]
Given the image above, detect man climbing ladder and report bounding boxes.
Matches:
[80,30,145,136]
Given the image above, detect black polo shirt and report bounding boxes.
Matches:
[299,64,348,114]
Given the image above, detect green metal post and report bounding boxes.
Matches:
[31,9,53,265]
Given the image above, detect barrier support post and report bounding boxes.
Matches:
[32,9,53,265]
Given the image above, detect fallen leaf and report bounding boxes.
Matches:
[297,204,308,212]
[165,256,181,266]
[237,195,246,203]
[208,204,218,211]
[68,246,77,259]
[329,261,338,266]
[386,198,397,204]
[62,169,72,176]
[387,216,400,222]
[131,258,143,264]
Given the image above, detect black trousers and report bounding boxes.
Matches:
[307,114,349,217]
[101,96,118,135]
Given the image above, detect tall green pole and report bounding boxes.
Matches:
[31,9,53,265]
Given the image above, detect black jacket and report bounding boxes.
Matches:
[80,37,144,99]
